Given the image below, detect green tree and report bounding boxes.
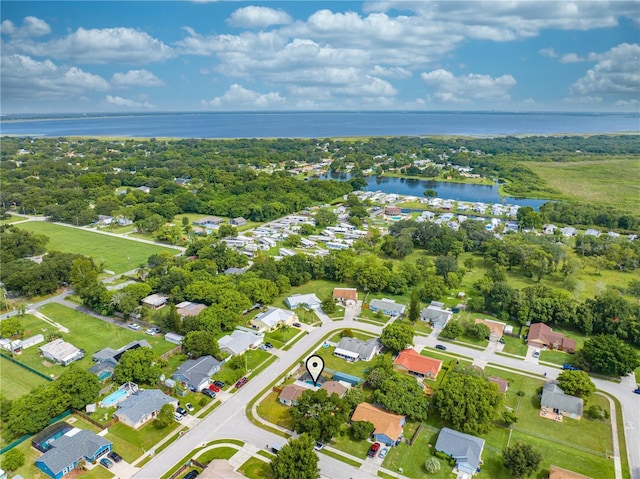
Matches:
[433,370,502,435]
[182,330,219,359]
[0,317,24,338]
[314,208,337,228]
[407,289,421,323]
[435,255,458,281]
[503,442,542,478]
[290,389,349,443]
[271,434,320,479]
[1,448,25,472]
[56,366,100,410]
[556,370,596,398]
[373,374,429,420]
[321,295,336,314]
[380,322,414,354]
[575,335,640,376]
[421,274,447,302]
[503,409,519,427]
[627,279,640,303]
[113,348,162,385]
[0,396,12,422]
[425,456,441,474]
[423,189,437,198]
[440,320,464,339]
[351,420,375,440]
[155,403,175,428]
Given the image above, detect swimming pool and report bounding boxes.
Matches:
[100,388,129,407]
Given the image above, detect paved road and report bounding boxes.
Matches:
[133,318,640,479]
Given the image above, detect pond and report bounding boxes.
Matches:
[320,173,548,209]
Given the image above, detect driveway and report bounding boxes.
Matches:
[343,300,362,321]
[524,345,540,364]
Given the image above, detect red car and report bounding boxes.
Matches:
[367,442,381,457]
[209,384,220,393]
[235,377,248,388]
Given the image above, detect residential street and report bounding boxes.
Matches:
[132,317,640,479]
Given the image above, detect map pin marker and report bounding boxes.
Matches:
[306,355,325,387]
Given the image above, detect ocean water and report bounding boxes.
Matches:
[1,111,638,138]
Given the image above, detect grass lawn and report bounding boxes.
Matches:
[265,327,300,349]
[256,391,295,430]
[525,156,640,213]
[501,335,529,356]
[106,420,180,461]
[330,424,372,458]
[195,446,238,463]
[356,307,390,325]
[13,303,176,378]
[539,349,574,366]
[412,320,432,336]
[239,456,273,479]
[271,279,345,310]
[212,349,272,386]
[0,355,50,399]
[16,221,177,274]
[0,214,28,224]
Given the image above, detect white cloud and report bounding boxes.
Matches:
[0,16,51,37]
[1,54,110,100]
[420,69,516,103]
[105,95,154,108]
[539,47,557,58]
[202,84,285,109]
[615,99,639,108]
[111,69,165,88]
[227,6,292,28]
[9,27,174,64]
[571,43,640,96]
[559,53,585,63]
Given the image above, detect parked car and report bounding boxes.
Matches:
[202,389,216,398]
[265,342,273,349]
[235,377,248,388]
[128,323,141,331]
[562,364,579,370]
[174,412,184,421]
[184,470,199,479]
[435,344,447,351]
[185,403,194,412]
[100,458,113,469]
[633,388,640,394]
[292,322,302,328]
[213,380,225,388]
[379,447,389,459]
[209,384,220,393]
[259,344,269,351]
[314,442,324,451]
[146,327,160,335]
[368,442,381,457]
[108,451,122,463]
[176,406,188,416]
[533,349,541,358]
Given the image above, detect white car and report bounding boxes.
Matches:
[533,349,541,358]
[146,327,160,335]
[128,323,141,331]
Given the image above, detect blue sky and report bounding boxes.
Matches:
[1,1,638,113]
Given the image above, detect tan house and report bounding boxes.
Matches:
[474,318,506,341]
[333,288,358,302]
[393,349,443,380]
[548,465,593,479]
[176,301,207,318]
[278,384,307,406]
[251,307,296,332]
[528,323,577,353]
[320,380,348,398]
[351,403,405,446]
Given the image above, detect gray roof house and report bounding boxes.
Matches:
[39,339,84,366]
[172,355,221,391]
[541,383,584,419]
[285,293,322,309]
[35,429,112,479]
[92,339,151,363]
[114,389,178,429]
[218,328,264,356]
[435,427,485,476]
[334,337,382,362]
[420,301,453,329]
[369,298,406,317]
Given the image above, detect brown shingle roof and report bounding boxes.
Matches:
[528,323,577,351]
[488,376,508,394]
[351,403,405,442]
[320,381,347,398]
[549,465,593,479]
[278,384,306,403]
[333,288,358,301]
[393,349,442,377]
[474,318,505,338]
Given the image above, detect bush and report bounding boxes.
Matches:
[1,448,25,472]
[351,420,374,440]
[585,404,610,421]
[425,456,441,474]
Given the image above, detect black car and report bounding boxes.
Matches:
[213,380,225,388]
[265,342,273,349]
[202,388,216,398]
[176,406,188,416]
[100,458,113,469]
[435,344,447,351]
[184,470,199,479]
[108,451,122,463]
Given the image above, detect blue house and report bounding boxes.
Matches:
[435,427,485,476]
[368,298,406,317]
[36,429,112,479]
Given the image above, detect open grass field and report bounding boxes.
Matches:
[106,420,180,462]
[0,355,49,400]
[256,391,295,430]
[0,214,28,224]
[195,446,238,463]
[239,456,273,479]
[524,157,640,212]
[12,304,176,378]
[316,346,371,378]
[16,221,176,274]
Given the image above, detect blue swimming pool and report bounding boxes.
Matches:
[101,388,129,407]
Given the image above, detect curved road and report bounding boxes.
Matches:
[133,319,640,479]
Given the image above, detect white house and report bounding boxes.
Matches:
[251,307,297,332]
[285,293,322,310]
[39,339,84,366]
[218,328,264,356]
